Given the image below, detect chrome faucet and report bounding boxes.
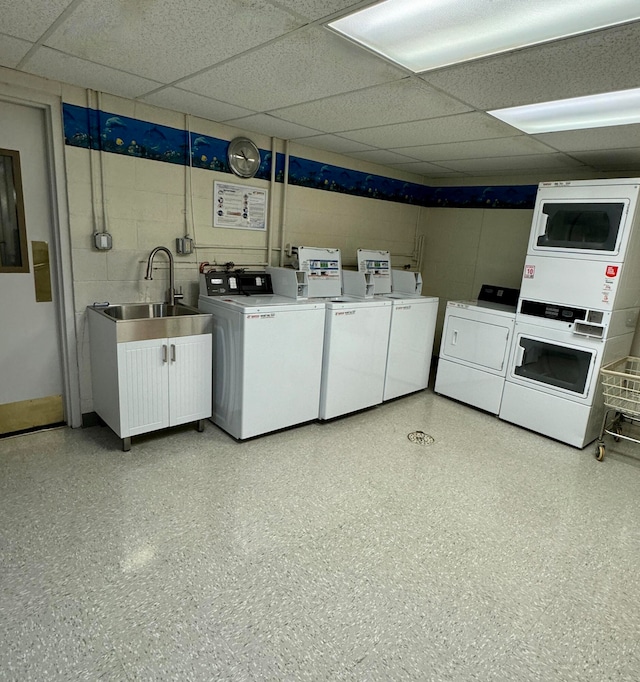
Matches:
[145,246,183,305]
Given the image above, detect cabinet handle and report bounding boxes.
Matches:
[171,344,176,362]
[452,330,458,345]
[162,344,168,363]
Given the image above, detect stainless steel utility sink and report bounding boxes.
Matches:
[88,302,211,342]
[101,303,200,320]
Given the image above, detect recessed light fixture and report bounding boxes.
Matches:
[488,88,640,134]
[327,0,640,73]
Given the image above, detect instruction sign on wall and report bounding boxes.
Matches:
[214,181,267,231]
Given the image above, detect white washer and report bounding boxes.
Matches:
[320,296,392,420]
[435,297,517,414]
[349,252,439,401]
[383,291,438,400]
[198,272,326,439]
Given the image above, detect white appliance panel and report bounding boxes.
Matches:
[435,358,507,414]
[440,311,513,374]
[241,307,325,437]
[296,246,342,298]
[520,256,621,310]
[527,179,640,261]
[320,301,392,420]
[383,297,438,401]
[500,380,601,448]
[505,322,602,406]
[199,295,325,439]
[357,249,392,294]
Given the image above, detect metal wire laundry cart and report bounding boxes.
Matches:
[596,356,640,461]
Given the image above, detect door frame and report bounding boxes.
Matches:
[0,77,81,428]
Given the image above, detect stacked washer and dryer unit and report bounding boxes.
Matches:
[435,179,640,448]
[498,178,640,448]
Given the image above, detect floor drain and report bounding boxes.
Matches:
[408,431,434,445]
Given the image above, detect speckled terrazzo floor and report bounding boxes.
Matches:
[2,391,640,681]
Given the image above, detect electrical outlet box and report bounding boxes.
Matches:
[94,232,112,250]
[176,237,194,254]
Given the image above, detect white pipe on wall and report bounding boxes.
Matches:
[266,136,277,267]
[279,140,290,267]
[96,91,109,235]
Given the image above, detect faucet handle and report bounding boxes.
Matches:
[173,286,185,303]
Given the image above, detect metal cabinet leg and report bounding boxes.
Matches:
[196,419,205,433]
[122,437,131,452]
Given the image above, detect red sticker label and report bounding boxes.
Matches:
[606,265,619,277]
[524,265,535,279]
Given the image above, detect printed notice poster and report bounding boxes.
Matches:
[214,181,267,231]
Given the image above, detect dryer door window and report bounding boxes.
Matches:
[514,337,593,395]
[536,201,625,252]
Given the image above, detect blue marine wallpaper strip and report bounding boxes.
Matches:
[62,103,536,209]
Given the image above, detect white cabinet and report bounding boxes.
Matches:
[117,335,212,442]
[88,308,212,450]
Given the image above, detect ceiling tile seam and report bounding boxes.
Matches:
[16,0,87,70]
[387,139,565,157]
[135,88,260,119]
[228,113,328,136]
[265,76,412,118]
[137,22,320,101]
[17,44,165,89]
[312,111,519,138]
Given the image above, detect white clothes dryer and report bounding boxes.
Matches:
[435,286,519,414]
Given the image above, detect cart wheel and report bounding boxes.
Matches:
[596,444,605,461]
[614,425,622,442]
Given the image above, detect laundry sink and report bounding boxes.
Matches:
[87,302,211,342]
[101,303,200,320]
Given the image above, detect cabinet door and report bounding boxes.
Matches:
[117,339,170,436]
[168,334,212,426]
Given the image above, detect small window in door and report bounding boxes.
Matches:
[0,148,29,273]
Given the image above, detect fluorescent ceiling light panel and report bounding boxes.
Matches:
[488,88,640,134]
[327,0,640,73]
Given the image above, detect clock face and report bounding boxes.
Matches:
[227,137,261,178]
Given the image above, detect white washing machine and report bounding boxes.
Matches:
[434,285,519,414]
[351,251,439,400]
[198,270,326,439]
[382,291,438,400]
[283,247,394,420]
[320,296,392,420]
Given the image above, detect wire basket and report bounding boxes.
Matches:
[600,356,640,419]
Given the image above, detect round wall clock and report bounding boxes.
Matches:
[227,137,261,178]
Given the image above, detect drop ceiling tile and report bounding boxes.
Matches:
[291,134,375,154]
[438,153,586,174]
[570,148,640,171]
[141,88,255,122]
[178,25,405,111]
[24,46,162,99]
[388,161,459,176]
[225,114,322,139]
[0,34,33,67]
[422,22,640,110]
[392,136,556,162]
[270,78,472,132]
[534,124,640,152]
[44,0,301,83]
[1,0,74,42]
[272,0,366,22]
[340,112,516,148]
[345,149,423,165]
